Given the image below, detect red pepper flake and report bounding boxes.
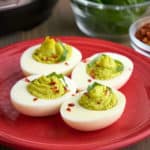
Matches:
[66,107,71,112]
[76,88,83,93]
[90,70,95,79]
[64,62,69,66]
[55,90,59,93]
[91,75,95,79]
[76,89,80,93]
[64,87,70,92]
[68,103,75,107]
[84,92,89,96]
[82,59,88,63]
[88,79,92,83]
[64,87,67,91]
[49,81,56,85]
[33,97,38,101]
[45,57,49,61]
[50,87,59,93]
[135,23,150,45]
[24,78,30,83]
[52,55,57,58]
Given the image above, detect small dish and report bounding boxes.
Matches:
[129,16,150,57]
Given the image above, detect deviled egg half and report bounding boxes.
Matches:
[60,82,126,131]
[20,37,82,76]
[72,52,134,90]
[10,72,76,117]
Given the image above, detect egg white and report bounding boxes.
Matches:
[10,75,76,117]
[20,44,82,76]
[71,52,134,90]
[60,89,126,131]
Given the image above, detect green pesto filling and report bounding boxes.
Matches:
[79,82,118,110]
[32,37,72,64]
[27,73,67,99]
[86,54,124,80]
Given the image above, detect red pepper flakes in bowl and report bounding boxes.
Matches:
[135,23,150,45]
[129,16,150,58]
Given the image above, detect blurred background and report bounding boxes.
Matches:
[0,0,83,47]
[0,0,150,47]
[0,0,150,149]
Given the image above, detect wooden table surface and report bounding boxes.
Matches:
[0,0,150,150]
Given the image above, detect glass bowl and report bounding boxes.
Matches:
[129,16,150,58]
[70,0,150,42]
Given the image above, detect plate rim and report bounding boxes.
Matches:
[0,36,150,150]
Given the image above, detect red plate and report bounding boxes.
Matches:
[0,36,150,150]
